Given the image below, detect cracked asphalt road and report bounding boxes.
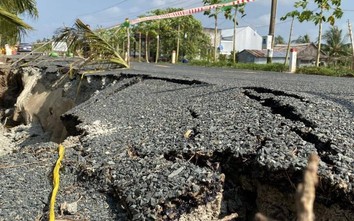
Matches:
[130,62,354,115]
[1,61,354,220]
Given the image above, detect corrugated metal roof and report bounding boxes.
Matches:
[274,43,312,53]
[240,43,326,59]
[245,50,266,57]
[243,49,286,58]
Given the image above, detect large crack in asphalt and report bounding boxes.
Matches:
[1,65,354,220]
[243,86,309,102]
[242,87,341,170]
[119,72,207,86]
[162,144,351,220]
[243,88,317,128]
[78,82,352,220]
[292,128,336,166]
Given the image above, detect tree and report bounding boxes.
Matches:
[292,34,311,43]
[134,8,211,62]
[133,21,153,63]
[274,35,286,45]
[0,0,38,46]
[322,26,350,65]
[203,0,223,62]
[223,3,246,63]
[283,0,343,66]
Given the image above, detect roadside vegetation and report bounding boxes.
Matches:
[190,60,354,77]
[190,60,288,72]
[296,66,354,77]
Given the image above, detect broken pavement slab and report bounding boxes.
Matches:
[62,76,353,219]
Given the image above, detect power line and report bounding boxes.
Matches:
[77,0,129,17]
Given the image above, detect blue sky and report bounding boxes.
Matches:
[23,0,354,43]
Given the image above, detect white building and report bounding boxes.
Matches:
[219,26,262,55]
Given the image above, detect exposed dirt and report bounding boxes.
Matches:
[0,64,22,110]
[0,63,107,145]
[11,67,75,142]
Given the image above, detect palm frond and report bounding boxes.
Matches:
[0,0,38,17]
[0,6,32,29]
[75,20,118,54]
[56,19,128,68]
[55,26,83,53]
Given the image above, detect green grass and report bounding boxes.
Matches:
[296,66,354,77]
[189,60,354,77]
[190,60,287,72]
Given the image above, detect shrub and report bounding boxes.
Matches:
[189,60,354,77]
[296,66,354,77]
[189,60,287,72]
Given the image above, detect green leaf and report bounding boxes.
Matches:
[333,8,343,18]
[328,15,335,25]
[0,6,32,29]
[61,19,128,68]
[221,6,232,11]
[121,18,130,28]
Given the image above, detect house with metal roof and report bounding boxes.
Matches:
[237,43,327,66]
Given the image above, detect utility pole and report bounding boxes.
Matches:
[232,9,237,63]
[348,20,354,70]
[267,0,278,64]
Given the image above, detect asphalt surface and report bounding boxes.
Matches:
[130,62,354,114]
[1,61,354,220]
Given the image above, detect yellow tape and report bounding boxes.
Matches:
[49,144,65,221]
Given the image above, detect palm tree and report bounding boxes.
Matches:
[223,3,246,63]
[132,8,211,63]
[139,22,151,63]
[292,34,311,44]
[274,35,285,45]
[322,26,350,65]
[0,0,38,45]
[203,0,222,62]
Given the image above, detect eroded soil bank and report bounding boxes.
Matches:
[0,59,353,220]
